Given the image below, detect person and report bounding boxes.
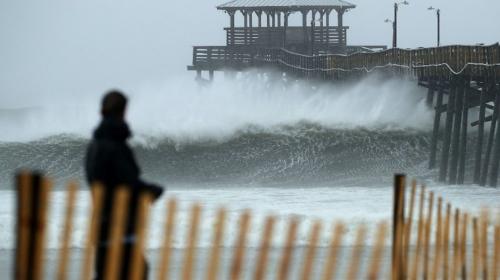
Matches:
[85,90,164,280]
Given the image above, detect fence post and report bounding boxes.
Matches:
[15,171,51,280]
[15,171,32,280]
[392,174,406,280]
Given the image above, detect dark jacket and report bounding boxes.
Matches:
[85,117,163,245]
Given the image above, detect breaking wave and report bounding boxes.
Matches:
[0,125,432,189]
[0,73,434,188]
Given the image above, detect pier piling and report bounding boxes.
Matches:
[473,87,487,184]
[426,80,435,108]
[457,80,469,184]
[480,85,499,186]
[439,81,456,182]
[429,85,444,169]
[489,87,500,186]
[449,79,464,184]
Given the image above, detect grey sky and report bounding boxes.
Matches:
[0,0,498,106]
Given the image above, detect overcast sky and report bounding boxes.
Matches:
[1,0,499,106]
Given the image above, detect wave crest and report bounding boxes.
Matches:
[0,126,433,189]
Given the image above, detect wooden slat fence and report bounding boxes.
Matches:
[13,172,500,279]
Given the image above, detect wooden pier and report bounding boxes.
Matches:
[188,0,386,81]
[189,0,500,186]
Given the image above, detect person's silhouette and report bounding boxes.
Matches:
[85,90,163,279]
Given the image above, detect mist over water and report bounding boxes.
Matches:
[0,72,431,144]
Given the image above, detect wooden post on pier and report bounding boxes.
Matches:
[480,83,499,186]
[426,80,435,108]
[474,86,487,184]
[449,78,464,184]
[430,85,444,169]
[440,79,456,182]
[209,71,215,82]
[458,79,470,184]
[489,85,500,186]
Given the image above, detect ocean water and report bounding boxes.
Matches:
[1,73,499,278]
[0,73,434,188]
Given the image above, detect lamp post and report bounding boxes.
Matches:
[384,18,394,47]
[428,6,441,47]
[389,1,409,48]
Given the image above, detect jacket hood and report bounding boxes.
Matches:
[93,117,132,142]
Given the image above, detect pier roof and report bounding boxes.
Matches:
[217,0,356,10]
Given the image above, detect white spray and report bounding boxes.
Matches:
[0,72,432,144]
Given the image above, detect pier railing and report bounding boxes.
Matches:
[12,172,500,279]
[254,44,500,79]
[224,27,348,47]
[189,43,500,80]
[189,46,255,71]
